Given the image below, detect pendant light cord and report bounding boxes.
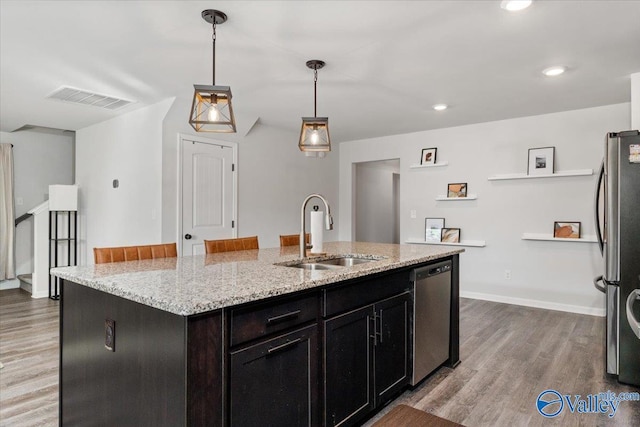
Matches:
[313,68,318,117]
[211,21,217,85]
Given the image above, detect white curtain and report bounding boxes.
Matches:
[0,143,16,280]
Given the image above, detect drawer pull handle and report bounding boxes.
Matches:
[267,338,302,354]
[267,310,301,325]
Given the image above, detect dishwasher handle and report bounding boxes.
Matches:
[411,260,452,282]
[427,264,450,277]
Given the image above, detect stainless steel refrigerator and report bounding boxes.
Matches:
[594,130,640,387]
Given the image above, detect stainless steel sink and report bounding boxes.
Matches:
[315,257,376,267]
[282,256,379,270]
[289,263,343,271]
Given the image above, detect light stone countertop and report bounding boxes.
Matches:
[51,241,463,316]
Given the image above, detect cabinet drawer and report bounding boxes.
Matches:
[230,292,318,347]
[323,270,410,318]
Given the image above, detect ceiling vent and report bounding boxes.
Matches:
[46,87,133,110]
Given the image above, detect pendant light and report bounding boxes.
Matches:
[299,60,331,157]
[189,9,236,133]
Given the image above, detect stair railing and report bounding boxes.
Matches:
[14,212,32,227]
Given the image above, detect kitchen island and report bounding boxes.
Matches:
[52,241,463,427]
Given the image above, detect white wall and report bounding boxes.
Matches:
[340,103,630,316]
[235,127,340,248]
[632,72,640,129]
[74,95,338,264]
[355,160,399,243]
[161,97,340,250]
[0,129,74,290]
[76,99,174,264]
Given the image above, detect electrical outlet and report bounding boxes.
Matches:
[410,210,417,219]
[504,270,512,280]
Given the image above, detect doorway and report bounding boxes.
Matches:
[354,159,400,244]
[179,134,237,256]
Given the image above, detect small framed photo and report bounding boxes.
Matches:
[441,228,461,243]
[528,147,555,175]
[554,221,581,239]
[447,183,468,198]
[421,148,437,165]
[425,218,445,242]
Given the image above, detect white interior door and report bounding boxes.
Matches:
[181,135,236,255]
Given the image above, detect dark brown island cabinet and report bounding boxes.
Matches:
[60,255,460,427]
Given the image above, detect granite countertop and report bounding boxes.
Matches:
[51,241,463,316]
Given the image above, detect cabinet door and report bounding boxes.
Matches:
[374,292,411,406]
[229,324,319,427]
[324,305,375,427]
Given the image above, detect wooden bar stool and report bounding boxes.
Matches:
[279,234,310,247]
[93,243,177,264]
[204,236,259,254]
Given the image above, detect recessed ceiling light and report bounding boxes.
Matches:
[501,0,533,11]
[433,104,448,111]
[542,66,567,77]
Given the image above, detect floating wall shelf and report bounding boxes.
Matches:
[409,161,449,169]
[488,169,593,181]
[521,233,598,243]
[435,195,478,201]
[406,238,486,248]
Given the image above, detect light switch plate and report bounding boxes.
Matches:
[410,210,417,219]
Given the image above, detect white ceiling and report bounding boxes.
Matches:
[1,1,639,142]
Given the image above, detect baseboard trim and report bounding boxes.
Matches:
[31,290,49,299]
[0,279,20,291]
[461,291,606,317]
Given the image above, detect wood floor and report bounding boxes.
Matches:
[365,298,640,427]
[1,289,639,426]
[0,289,58,427]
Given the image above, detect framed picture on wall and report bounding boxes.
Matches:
[425,217,445,242]
[420,148,437,165]
[527,147,555,175]
[553,221,580,239]
[447,183,468,198]
[441,228,461,243]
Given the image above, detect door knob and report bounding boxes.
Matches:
[184,234,192,240]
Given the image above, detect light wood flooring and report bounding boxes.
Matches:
[0,289,58,427]
[1,289,639,426]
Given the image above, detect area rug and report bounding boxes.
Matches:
[373,404,465,427]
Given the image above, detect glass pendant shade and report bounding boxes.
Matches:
[189,84,236,133]
[299,117,330,155]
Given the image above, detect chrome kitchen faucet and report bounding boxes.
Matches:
[300,194,333,258]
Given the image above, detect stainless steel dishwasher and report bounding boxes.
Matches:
[410,259,451,386]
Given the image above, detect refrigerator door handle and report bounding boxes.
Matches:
[594,161,605,255]
[626,289,640,340]
[594,276,606,293]
[604,134,620,283]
